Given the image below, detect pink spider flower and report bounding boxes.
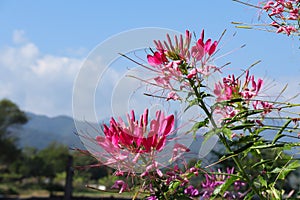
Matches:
[214,70,263,102]
[94,109,189,174]
[153,30,192,60]
[145,29,221,102]
[191,29,218,62]
[276,25,297,35]
[288,8,299,20]
[187,65,219,79]
[263,1,275,11]
[214,74,240,102]
[98,109,174,154]
[262,0,299,36]
[111,180,128,193]
[213,70,271,122]
[200,167,245,199]
[147,51,168,67]
[240,70,263,100]
[253,100,274,115]
[166,91,180,101]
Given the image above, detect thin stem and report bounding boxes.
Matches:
[232,0,262,9]
[188,78,266,199]
[151,176,169,200]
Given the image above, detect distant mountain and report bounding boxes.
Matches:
[12,112,299,159]
[13,112,100,150]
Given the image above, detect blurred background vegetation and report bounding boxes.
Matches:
[1,98,299,199]
[0,98,117,198]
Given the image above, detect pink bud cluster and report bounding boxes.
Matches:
[214,70,263,102]
[144,165,201,199]
[111,180,128,193]
[201,167,246,199]
[262,0,299,35]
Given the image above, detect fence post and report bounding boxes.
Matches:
[64,155,73,200]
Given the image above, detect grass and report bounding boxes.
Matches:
[0,181,138,199]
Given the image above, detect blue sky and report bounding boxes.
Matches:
[0,0,299,120]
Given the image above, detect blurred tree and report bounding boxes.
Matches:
[37,142,70,179]
[73,151,110,183]
[10,143,70,187]
[10,147,45,181]
[0,99,27,165]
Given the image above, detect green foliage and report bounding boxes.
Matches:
[73,151,110,181]
[0,98,27,164]
[0,98,27,130]
[212,176,239,198]
[38,142,70,178]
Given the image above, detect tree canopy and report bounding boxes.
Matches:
[0,99,27,164]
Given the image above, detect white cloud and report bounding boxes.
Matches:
[31,55,81,79]
[12,29,28,44]
[2,30,298,121]
[0,30,83,117]
[0,43,39,70]
[0,30,138,120]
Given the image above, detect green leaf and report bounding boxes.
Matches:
[184,99,198,112]
[272,119,292,144]
[270,186,282,200]
[203,128,222,144]
[231,142,254,155]
[273,161,300,180]
[195,160,202,168]
[212,176,238,197]
[230,123,255,130]
[168,181,180,193]
[222,128,233,140]
[250,143,284,150]
[244,191,256,200]
[258,175,267,187]
[252,159,272,168]
[190,118,209,134]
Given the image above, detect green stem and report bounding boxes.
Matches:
[151,176,169,200]
[188,79,265,199]
[140,154,169,200]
